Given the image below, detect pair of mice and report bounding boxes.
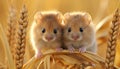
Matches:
[30,11,97,58]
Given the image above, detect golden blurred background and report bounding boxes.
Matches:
[0,0,119,25]
[0,0,120,68]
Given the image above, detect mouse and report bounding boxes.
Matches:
[63,12,97,53]
[30,11,63,58]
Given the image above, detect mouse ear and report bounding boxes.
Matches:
[64,13,70,20]
[56,12,62,20]
[63,13,71,25]
[56,12,64,25]
[34,12,42,23]
[83,13,92,25]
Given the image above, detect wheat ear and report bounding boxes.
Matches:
[15,5,28,69]
[105,9,120,69]
[7,6,17,58]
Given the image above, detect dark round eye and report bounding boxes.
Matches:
[68,27,71,32]
[80,28,83,32]
[54,29,57,34]
[42,28,46,33]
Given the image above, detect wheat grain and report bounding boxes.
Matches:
[105,9,120,69]
[15,5,28,69]
[7,6,17,58]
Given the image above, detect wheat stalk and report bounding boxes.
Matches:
[23,50,105,69]
[105,9,120,69]
[0,23,16,69]
[15,5,28,69]
[7,6,17,58]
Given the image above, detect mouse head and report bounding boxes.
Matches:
[63,12,92,41]
[34,11,63,42]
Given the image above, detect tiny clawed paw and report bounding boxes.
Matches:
[56,48,63,52]
[35,53,42,59]
[79,47,86,53]
[68,47,75,53]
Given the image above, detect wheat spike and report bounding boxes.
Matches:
[7,6,17,58]
[105,9,120,69]
[15,5,28,69]
[23,50,105,69]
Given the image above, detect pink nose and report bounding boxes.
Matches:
[72,34,79,40]
[45,36,53,41]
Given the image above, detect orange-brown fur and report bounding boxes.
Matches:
[30,11,63,57]
[63,12,97,53]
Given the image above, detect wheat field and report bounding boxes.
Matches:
[0,0,120,69]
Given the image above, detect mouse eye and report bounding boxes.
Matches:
[68,27,71,32]
[42,28,46,33]
[53,29,57,34]
[79,28,83,32]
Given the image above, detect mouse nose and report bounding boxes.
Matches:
[45,35,53,41]
[72,34,79,40]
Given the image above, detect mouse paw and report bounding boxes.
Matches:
[68,46,75,53]
[56,47,63,52]
[91,63,96,67]
[79,47,86,53]
[88,62,96,67]
[35,52,42,59]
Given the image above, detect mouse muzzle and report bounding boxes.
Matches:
[43,34,55,42]
[71,33,79,40]
[45,35,54,41]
